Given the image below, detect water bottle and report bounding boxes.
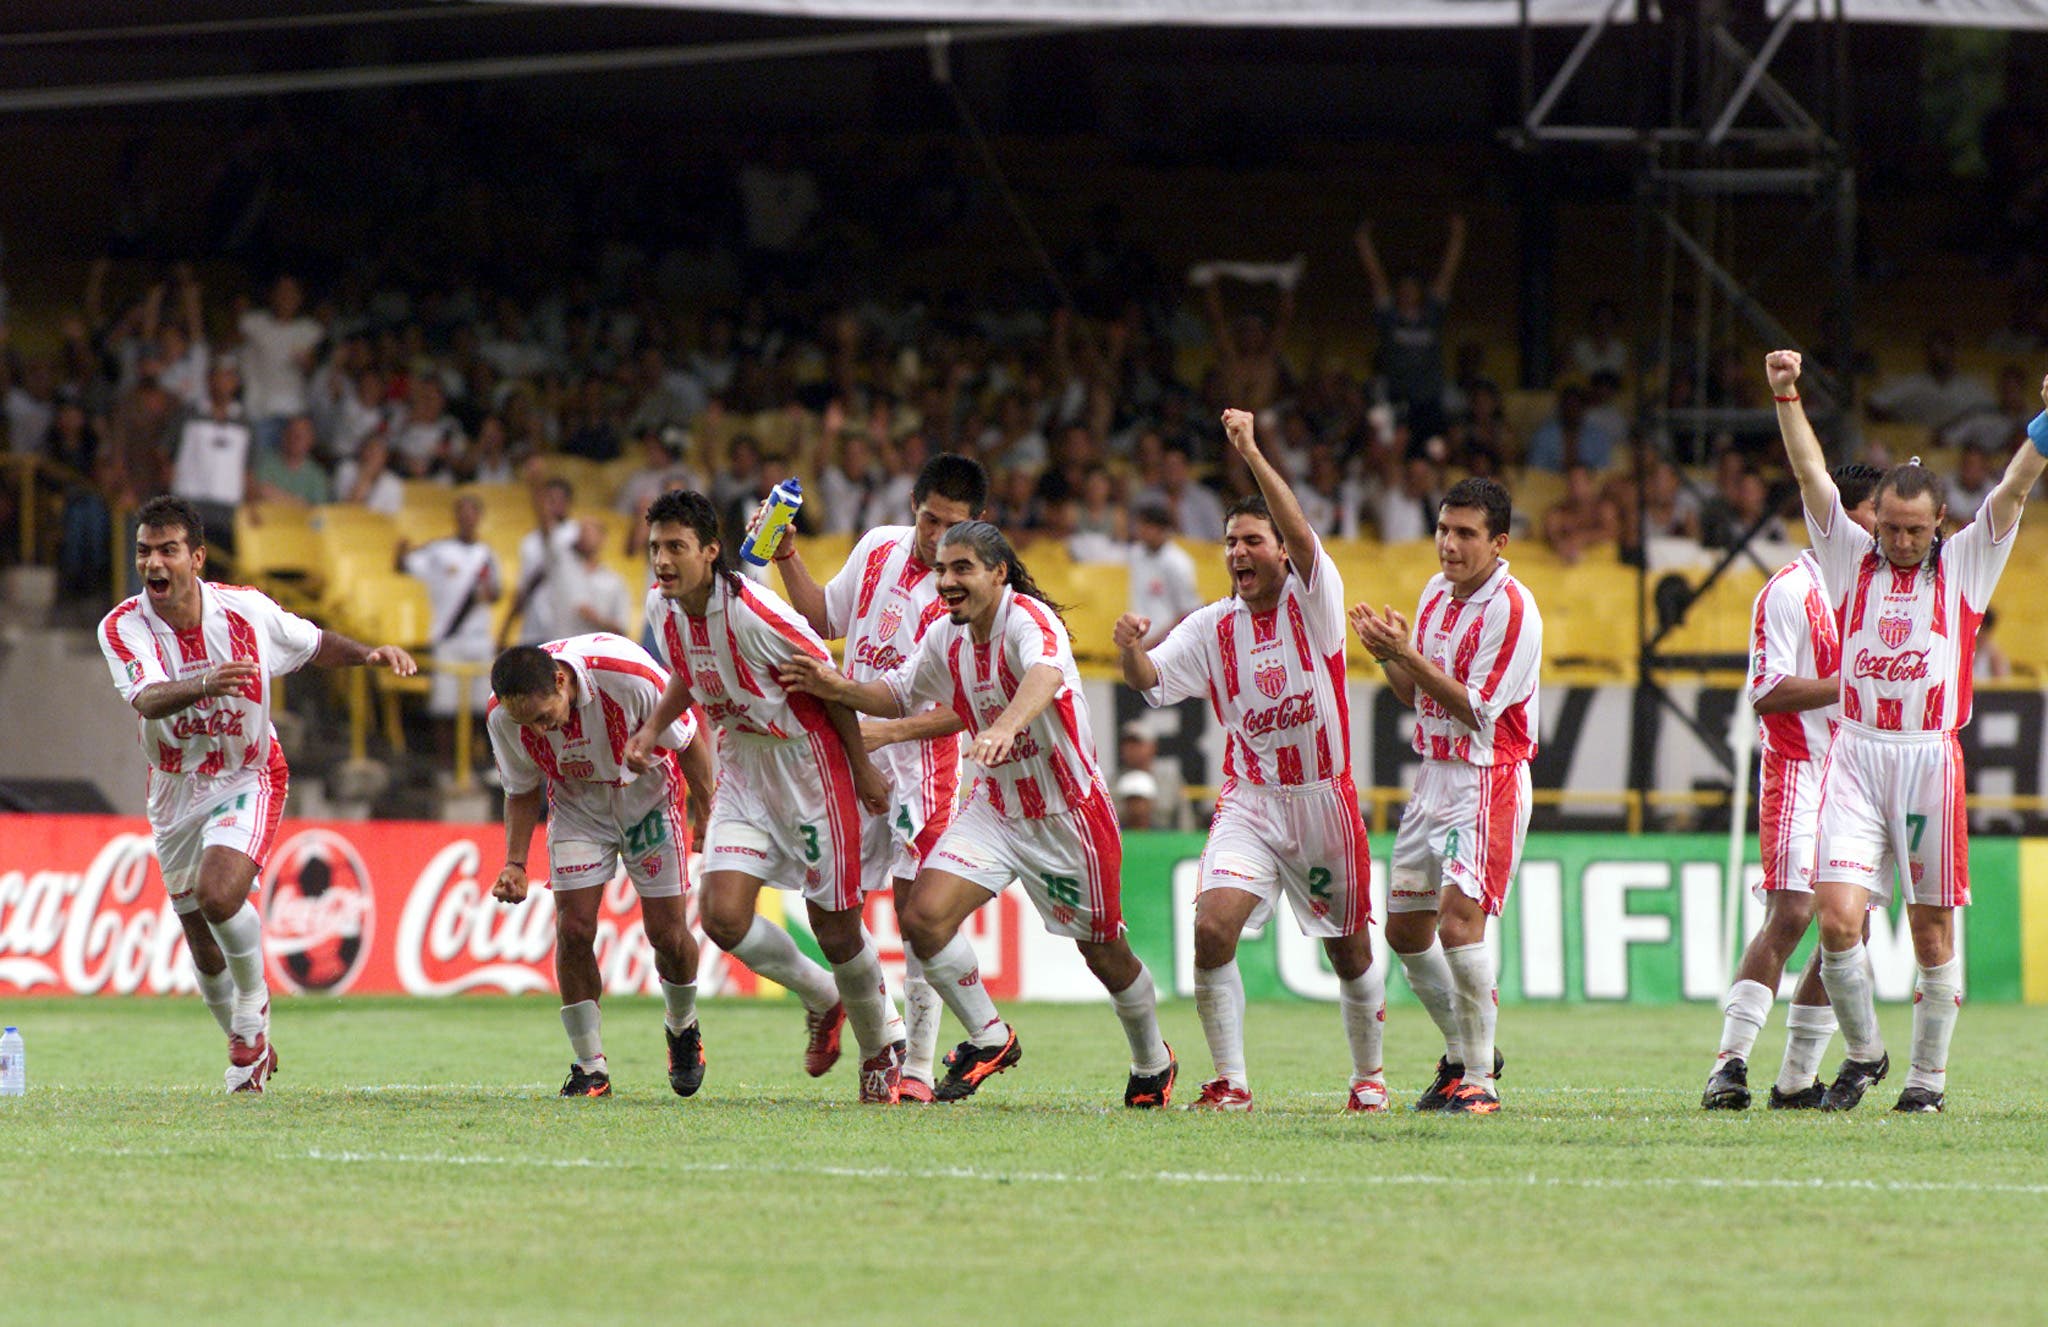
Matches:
[739,479,804,566]
[0,1027,22,1098]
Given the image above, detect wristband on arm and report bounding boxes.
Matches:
[2028,411,2048,458]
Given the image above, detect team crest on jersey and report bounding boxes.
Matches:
[561,759,597,780]
[875,602,904,642]
[1878,611,1913,650]
[124,659,143,685]
[1254,661,1288,700]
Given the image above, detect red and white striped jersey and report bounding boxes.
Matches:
[1806,489,2015,735]
[1141,537,1352,788]
[1749,552,1839,761]
[99,581,323,777]
[646,576,838,746]
[884,586,1103,819]
[486,633,696,796]
[1408,560,1542,766]
[822,524,960,813]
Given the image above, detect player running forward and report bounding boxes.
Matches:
[98,495,417,1093]
[779,521,1177,1107]
[1701,464,1882,1112]
[1114,407,1380,1113]
[623,489,908,1103]
[1352,477,1541,1115]
[486,635,715,1099]
[768,453,987,1102]
[1769,349,2048,1112]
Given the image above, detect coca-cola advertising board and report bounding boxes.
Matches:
[0,815,1029,1000]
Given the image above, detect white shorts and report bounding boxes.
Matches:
[1200,775,1373,938]
[923,787,1124,942]
[146,745,290,915]
[702,736,863,912]
[1756,749,1822,900]
[547,758,691,900]
[860,743,960,893]
[1389,760,1531,917]
[1813,725,1968,907]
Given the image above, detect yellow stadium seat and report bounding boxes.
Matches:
[1062,562,1130,664]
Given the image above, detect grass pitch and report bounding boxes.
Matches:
[4,996,2045,1327]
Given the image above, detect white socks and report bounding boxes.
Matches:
[919,932,1009,1047]
[208,902,269,1041]
[1906,957,1962,1095]
[1194,961,1249,1089]
[830,943,900,1060]
[1718,978,1773,1063]
[560,999,605,1071]
[1396,940,1464,1065]
[1107,965,1172,1075]
[661,979,698,1034]
[1819,944,1884,1062]
[901,949,943,1084]
[730,914,839,1013]
[1444,941,1497,1090]
[1777,1004,1838,1094]
[1339,962,1387,1086]
[195,965,236,1036]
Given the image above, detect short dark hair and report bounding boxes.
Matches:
[490,645,558,700]
[913,453,990,514]
[644,488,739,586]
[542,477,573,502]
[1440,476,1513,540]
[1831,462,1884,511]
[1133,503,1173,530]
[135,495,206,548]
[1224,493,1275,537]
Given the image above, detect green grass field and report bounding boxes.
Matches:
[3,996,2045,1326]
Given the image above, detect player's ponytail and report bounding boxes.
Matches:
[938,520,1068,619]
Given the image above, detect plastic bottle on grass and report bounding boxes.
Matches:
[0,1026,22,1098]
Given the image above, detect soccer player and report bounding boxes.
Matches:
[779,520,1177,1107]
[1701,463,1882,1112]
[1352,476,1542,1114]
[769,453,987,1102]
[624,490,908,1103]
[485,634,714,1099]
[1114,407,1381,1113]
[1768,349,2048,1111]
[98,495,418,1092]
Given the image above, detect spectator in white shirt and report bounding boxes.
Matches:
[389,376,465,478]
[561,519,633,638]
[397,493,502,738]
[334,435,405,516]
[170,357,252,552]
[236,274,324,454]
[1127,503,1204,647]
[506,478,581,646]
[1133,446,1227,541]
[1568,297,1630,380]
[1941,363,2033,454]
[1947,442,1998,523]
[1866,329,1996,429]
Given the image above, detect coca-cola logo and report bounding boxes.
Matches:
[1254,662,1288,700]
[1878,612,1913,650]
[262,829,375,995]
[854,637,906,672]
[1242,691,1316,738]
[170,708,246,740]
[0,834,193,995]
[1851,648,1930,682]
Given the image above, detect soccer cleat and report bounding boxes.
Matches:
[666,1023,706,1098]
[1186,1078,1254,1112]
[860,1039,906,1104]
[1345,1080,1389,1113]
[897,1076,935,1104]
[560,1063,613,1098]
[1701,1057,1752,1111]
[803,1002,847,1078]
[1124,1045,1178,1109]
[1820,1052,1889,1112]
[1446,1081,1501,1114]
[1413,1048,1506,1112]
[1892,1085,1946,1114]
[934,1029,1022,1101]
[1768,1081,1828,1110]
[225,1035,278,1094]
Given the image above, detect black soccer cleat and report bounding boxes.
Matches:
[1768,1080,1827,1110]
[1413,1048,1507,1112]
[1125,1044,1178,1109]
[1701,1057,1752,1111]
[934,1029,1022,1102]
[560,1063,613,1098]
[1820,1052,1889,1112]
[666,1023,706,1098]
[1892,1085,1946,1114]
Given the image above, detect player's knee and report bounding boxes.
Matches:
[1759,898,1814,952]
[698,900,751,953]
[898,902,949,957]
[1192,912,1241,969]
[643,913,695,962]
[554,905,599,953]
[1382,911,1434,955]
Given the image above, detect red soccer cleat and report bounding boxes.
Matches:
[1186,1077,1254,1112]
[804,1002,847,1078]
[1345,1079,1389,1112]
